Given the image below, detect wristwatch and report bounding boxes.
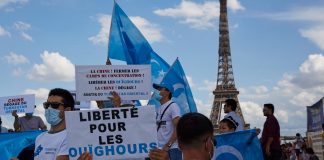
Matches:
[167,142,173,148]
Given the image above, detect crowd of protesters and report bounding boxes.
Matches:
[1,87,322,160]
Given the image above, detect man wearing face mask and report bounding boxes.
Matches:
[34,88,75,160]
[153,83,182,160]
[11,105,47,160]
[12,105,47,132]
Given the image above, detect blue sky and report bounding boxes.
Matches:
[1,0,324,136]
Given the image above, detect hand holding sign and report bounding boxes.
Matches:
[77,152,92,160]
[149,148,169,160]
[11,110,18,118]
[108,91,121,107]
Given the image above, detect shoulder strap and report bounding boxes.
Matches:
[157,102,174,131]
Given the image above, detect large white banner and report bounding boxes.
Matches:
[65,106,157,160]
[75,65,151,101]
[70,91,91,109]
[0,94,35,115]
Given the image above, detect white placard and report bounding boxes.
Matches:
[75,65,151,101]
[0,94,35,115]
[70,91,91,109]
[65,106,157,160]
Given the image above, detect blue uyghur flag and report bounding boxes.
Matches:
[108,2,151,65]
[214,129,264,160]
[151,51,170,84]
[108,2,170,84]
[0,130,44,159]
[149,58,197,114]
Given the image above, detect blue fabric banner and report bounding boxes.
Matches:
[0,130,44,159]
[108,2,152,65]
[149,58,197,114]
[307,98,324,132]
[214,129,263,160]
[108,2,170,84]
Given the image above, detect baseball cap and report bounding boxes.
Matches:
[153,83,174,94]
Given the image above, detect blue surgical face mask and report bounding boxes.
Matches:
[153,91,162,101]
[45,108,62,126]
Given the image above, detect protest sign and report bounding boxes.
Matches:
[0,94,35,115]
[70,91,91,109]
[65,106,157,160]
[75,65,151,101]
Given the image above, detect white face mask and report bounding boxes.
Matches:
[153,91,162,101]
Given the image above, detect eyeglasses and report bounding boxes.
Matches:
[43,102,64,109]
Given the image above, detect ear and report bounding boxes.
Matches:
[205,138,214,152]
[60,107,71,119]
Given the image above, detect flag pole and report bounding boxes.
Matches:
[106,0,117,65]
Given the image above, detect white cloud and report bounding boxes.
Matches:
[187,53,322,136]
[197,80,216,91]
[275,110,289,123]
[291,54,324,88]
[240,101,265,128]
[5,52,29,65]
[195,98,212,118]
[186,76,195,88]
[300,26,324,50]
[14,21,33,41]
[231,23,239,29]
[0,25,11,37]
[237,53,324,135]
[130,16,163,43]
[264,6,324,22]
[154,1,218,29]
[14,21,31,31]
[27,50,75,81]
[289,91,317,106]
[89,14,163,45]
[0,0,28,9]
[263,6,324,50]
[253,85,268,94]
[12,67,24,76]
[154,0,244,30]
[228,0,245,12]
[21,32,33,41]
[88,15,111,45]
[189,54,321,135]
[24,88,50,101]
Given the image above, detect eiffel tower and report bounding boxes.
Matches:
[210,0,249,132]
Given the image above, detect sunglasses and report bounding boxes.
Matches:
[43,102,64,109]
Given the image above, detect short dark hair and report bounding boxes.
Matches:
[48,88,75,110]
[220,118,237,131]
[264,103,274,114]
[296,133,301,137]
[225,99,237,111]
[177,112,213,148]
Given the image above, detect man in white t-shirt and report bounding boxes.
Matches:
[34,88,75,160]
[223,99,244,131]
[153,82,182,160]
[294,133,304,160]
